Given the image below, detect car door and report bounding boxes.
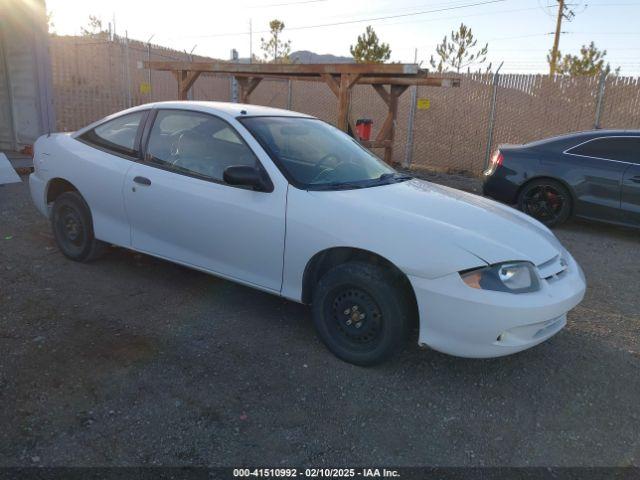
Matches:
[620,138,640,225]
[73,110,148,246]
[123,108,287,292]
[564,136,639,224]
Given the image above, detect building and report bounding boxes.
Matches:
[0,0,55,153]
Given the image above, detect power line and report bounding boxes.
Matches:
[282,0,496,21]
[167,0,509,39]
[568,31,640,35]
[262,0,511,32]
[350,5,541,30]
[247,0,327,7]
[488,32,556,41]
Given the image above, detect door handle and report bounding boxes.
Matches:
[133,176,151,186]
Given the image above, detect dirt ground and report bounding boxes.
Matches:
[0,175,639,467]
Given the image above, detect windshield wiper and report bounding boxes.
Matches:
[309,181,368,191]
[377,172,413,183]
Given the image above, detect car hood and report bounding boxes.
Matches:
[317,179,563,268]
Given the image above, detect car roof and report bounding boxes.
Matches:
[524,129,640,148]
[72,101,316,137]
[130,101,315,119]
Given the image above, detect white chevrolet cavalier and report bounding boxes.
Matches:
[29,101,586,365]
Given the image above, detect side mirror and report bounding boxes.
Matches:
[223,165,272,192]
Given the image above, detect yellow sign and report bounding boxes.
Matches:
[417,98,430,110]
[140,82,151,94]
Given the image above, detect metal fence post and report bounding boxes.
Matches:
[146,34,154,102]
[120,37,126,109]
[483,61,504,171]
[403,85,417,168]
[231,77,238,102]
[594,71,607,129]
[124,31,131,108]
[287,79,292,110]
[230,49,239,103]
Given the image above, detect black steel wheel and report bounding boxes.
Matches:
[327,286,385,351]
[518,179,571,227]
[51,191,107,262]
[311,262,411,366]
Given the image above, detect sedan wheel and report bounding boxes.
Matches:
[51,192,107,262]
[518,179,571,227]
[311,262,411,366]
[329,287,384,349]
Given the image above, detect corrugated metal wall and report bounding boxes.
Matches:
[0,0,54,151]
[0,25,15,149]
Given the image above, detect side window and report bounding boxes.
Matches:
[212,127,243,144]
[80,111,145,157]
[145,110,258,182]
[567,137,640,163]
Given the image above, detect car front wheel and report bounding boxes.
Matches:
[51,191,107,262]
[311,262,411,366]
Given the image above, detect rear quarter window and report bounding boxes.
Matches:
[79,111,146,157]
[566,137,640,164]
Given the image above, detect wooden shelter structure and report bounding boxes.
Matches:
[143,61,460,163]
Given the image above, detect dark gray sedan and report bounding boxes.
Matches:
[482,130,640,227]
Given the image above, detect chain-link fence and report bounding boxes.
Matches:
[50,35,640,175]
[51,35,230,131]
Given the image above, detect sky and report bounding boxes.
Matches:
[46,0,640,75]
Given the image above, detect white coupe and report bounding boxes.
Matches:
[29,101,586,365]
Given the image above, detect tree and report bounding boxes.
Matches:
[548,42,619,76]
[260,20,291,64]
[80,15,105,36]
[429,23,488,73]
[350,26,391,63]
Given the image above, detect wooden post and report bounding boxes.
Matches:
[173,70,201,100]
[321,74,340,97]
[372,84,408,164]
[337,74,350,131]
[236,77,262,103]
[333,73,361,132]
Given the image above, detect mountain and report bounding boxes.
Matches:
[289,50,354,64]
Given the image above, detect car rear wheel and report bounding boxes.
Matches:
[51,191,107,262]
[311,262,411,366]
[518,179,572,227]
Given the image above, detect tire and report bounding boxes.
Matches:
[517,179,572,227]
[51,191,107,262]
[311,262,411,366]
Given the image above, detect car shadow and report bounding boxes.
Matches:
[556,216,639,240]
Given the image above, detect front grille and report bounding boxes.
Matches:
[537,255,568,281]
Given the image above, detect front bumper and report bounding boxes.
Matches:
[408,254,586,358]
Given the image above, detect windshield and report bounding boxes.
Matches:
[239,116,409,190]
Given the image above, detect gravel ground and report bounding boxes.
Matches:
[0,176,639,467]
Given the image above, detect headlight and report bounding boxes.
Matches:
[460,261,540,293]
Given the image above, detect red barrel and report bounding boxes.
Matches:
[355,119,373,141]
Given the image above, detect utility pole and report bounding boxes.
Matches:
[146,34,154,101]
[549,0,575,75]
